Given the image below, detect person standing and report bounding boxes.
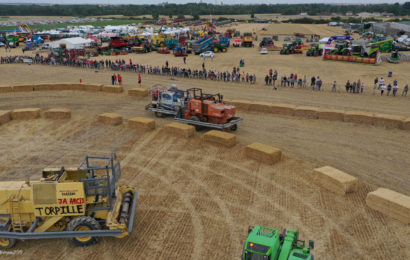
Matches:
[138,74,142,87]
[361,82,364,94]
[345,80,350,93]
[380,84,386,96]
[392,83,398,96]
[332,80,337,92]
[183,56,186,64]
[379,77,384,89]
[387,84,392,96]
[402,84,408,96]
[118,73,122,85]
[113,74,117,85]
[311,76,316,90]
[303,75,307,88]
[111,74,115,85]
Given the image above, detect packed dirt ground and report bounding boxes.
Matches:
[0,22,409,259]
[0,90,409,259]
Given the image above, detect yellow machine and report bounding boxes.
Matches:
[0,154,137,249]
[151,34,166,47]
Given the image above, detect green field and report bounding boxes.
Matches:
[0,19,143,31]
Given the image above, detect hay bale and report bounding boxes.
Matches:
[84,84,103,92]
[403,118,410,131]
[312,166,358,195]
[227,100,252,111]
[0,110,11,125]
[249,101,274,113]
[102,85,123,93]
[13,84,34,92]
[344,111,374,125]
[97,113,123,126]
[33,83,60,91]
[44,108,71,120]
[66,83,85,91]
[11,108,41,120]
[270,103,296,116]
[128,88,149,97]
[0,86,13,93]
[164,122,195,137]
[245,142,282,164]
[318,109,345,121]
[294,106,319,119]
[203,130,236,147]
[373,114,405,129]
[128,117,155,131]
[366,188,410,224]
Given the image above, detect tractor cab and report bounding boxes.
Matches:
[243,226,314,260]
[185,88,236,124]
[243,226,281,260]
[151,85,186,111]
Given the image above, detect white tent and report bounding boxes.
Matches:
[49,37,93,49]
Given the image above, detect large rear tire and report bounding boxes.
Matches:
[0,238,16,249]
[67,216,101,247]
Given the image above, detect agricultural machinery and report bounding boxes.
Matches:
[306,43,323,56]
[145,86,242,131]
[259,37,273,47]
[0,154,138,249]
[173,46,188,56]
[242,32,253,47]
[280,43,303,55]
[242,225,314,260]
[192,37,215,54]
[328,41,350,55]
[157,47,170,54]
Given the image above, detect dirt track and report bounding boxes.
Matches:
[0,89,409,259]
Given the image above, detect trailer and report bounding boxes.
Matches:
[192,37,214,54]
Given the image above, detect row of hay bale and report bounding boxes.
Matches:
[312,165,410,224]
[97,113,155,131]
[0,83,124,94]
[95,114,410,224]
[0,83,152,98]
[0,108,71,125]
[225,99,410,131]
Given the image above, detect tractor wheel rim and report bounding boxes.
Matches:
[75,226,92,242]
[0,238,10,247]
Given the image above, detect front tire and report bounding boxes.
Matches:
[67,216,101,247]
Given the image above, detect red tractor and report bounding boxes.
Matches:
[180,88,240,131]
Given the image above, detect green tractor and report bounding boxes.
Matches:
[329,41,350,55]
[211,42,227,53]
[306,43,322,57]
[280,43,302,55]
[387,50,400,64]
[242,225,314,260]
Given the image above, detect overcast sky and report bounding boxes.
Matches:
[0,0,406,4]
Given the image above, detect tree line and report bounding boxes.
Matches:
[0,3,409,17]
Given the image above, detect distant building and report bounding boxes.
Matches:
[373,22,410,36]
[299,12,308,16]
[346,11,353,16]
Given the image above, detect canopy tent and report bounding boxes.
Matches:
[49,37,93,49]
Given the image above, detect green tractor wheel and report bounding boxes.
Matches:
[214,47,219,53]
[222,48,227,52]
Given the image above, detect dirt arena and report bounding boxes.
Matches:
[0,22,409,259]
